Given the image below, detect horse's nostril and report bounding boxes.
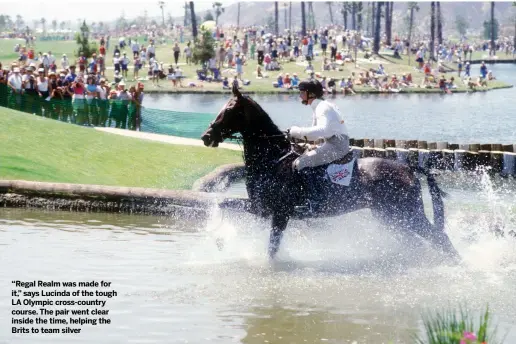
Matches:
[201,134,211,146]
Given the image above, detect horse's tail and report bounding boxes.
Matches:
[413,167,447,232]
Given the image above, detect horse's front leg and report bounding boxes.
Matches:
[268,213,290,259]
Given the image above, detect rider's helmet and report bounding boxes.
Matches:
[298,79,324,104]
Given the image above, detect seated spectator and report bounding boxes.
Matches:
[283,73,291,88]
[222,77,230,89]
[327,77,337,94]
[446,76,457,89]
[273,73,284,88]
[377,64,386,75]
[291,73,299,88]
[487,70,496,80]
[269,58,281,71]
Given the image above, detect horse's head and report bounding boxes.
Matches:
[201,81,247,148]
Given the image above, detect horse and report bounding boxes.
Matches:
[201,83,460,262]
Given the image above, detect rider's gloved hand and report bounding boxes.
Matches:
[288,126,302,139]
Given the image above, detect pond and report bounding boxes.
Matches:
[1,170,516,343]
[144,64,516,143]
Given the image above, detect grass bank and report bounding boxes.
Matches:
[1,38,513,95]
[0,107,241,189]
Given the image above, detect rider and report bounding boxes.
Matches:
[288,78,350,212]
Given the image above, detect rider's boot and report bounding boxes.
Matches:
[293,169,322,216]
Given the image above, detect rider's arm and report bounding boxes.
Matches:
[289,103,334,141]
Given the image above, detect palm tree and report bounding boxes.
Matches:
[407,2,420,50]
[373,2,383,54]
[436,2,443,45]
[371,2,375,35]
[158,1,165,27]
[212,2,224,26]
[326,2,334,24]
[430,1,436,61]
[513,2,516,50]
[283,2,288,31]
[237,2,241,30]
[341,2,349,29]
[274,1,279,35]
[357,2,363,31]
[490,1,495,55]
[190,1,197,39]
[289,1,292,32]
[385,2,391,45]
[351,2,356,30]
[301,1,307,36]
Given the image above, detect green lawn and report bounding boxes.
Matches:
[1,37,512,94]
[0,107,241,189]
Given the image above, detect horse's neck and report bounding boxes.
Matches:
[241,115,289,173]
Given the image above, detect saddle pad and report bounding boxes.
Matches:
[326,158,356,186]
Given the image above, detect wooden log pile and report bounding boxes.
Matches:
[350,138,516,177]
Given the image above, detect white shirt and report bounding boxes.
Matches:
[289,99,348,141]
[8,74,23,90]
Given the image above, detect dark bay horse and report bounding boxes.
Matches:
[201,85,460,262]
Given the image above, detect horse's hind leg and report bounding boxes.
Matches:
[268,214,289,259]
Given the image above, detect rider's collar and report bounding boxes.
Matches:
[310,98,322,111]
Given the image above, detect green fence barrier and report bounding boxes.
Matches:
[0,83,215,139]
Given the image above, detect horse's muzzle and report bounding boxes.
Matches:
[201,129,219,147]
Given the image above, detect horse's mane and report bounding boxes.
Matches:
[242,95,283,136]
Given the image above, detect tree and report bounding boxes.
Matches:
[436,2,443,45]
[289,1,292,32]
[351,2,356,30]
[283,2,288,31]
[51,19,57,31]
[213,2,224,26]
[371,2,375,35]
[15,15,24,30]
[357,2,363,31]
[301,1,306,36]
[513,2,516,49]
[204,12,214,21]
[341,2,349,29]
[385,2,391,45]
[483,18,499,41]
[59,21,66,30]
[192,29,215,67]
[190,1,198,39]
[455,14,468,37]
[430,1,435,61]
[407,2,419,48]
[373,2,383,54]
[40,17,46,32]
[75,20,97,57]
[326,2,334,24]
[490,1,495,55]
[158,1,165,27]
[274,1,279,35]
[237,2,241,30]
[167,13,174,28]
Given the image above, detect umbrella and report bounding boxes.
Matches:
[200,21,216,31]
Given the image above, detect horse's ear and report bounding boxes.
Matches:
[232,79,242,99]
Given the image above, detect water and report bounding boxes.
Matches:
[1,171,516,343]
[145,64,516,143]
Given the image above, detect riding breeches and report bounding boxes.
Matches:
[293,134,350,171]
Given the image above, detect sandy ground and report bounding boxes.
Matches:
[95,127,242,151]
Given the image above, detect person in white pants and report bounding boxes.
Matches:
[288,79,350,171]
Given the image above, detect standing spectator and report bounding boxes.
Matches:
[173,43,180,66]
[184,42,192,65]
[121,53,130,79]
[61,54,69,71]
[113,53,121,74]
